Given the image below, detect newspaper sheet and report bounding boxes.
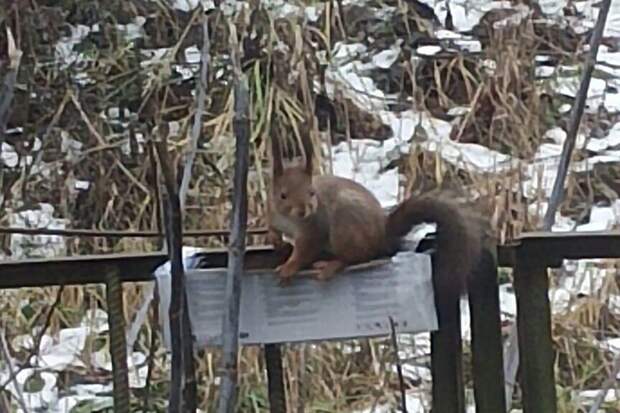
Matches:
[182,251,438,347]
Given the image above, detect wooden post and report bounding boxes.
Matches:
[513,257,557,413]
[469,247,507,412]
[430,257,465,413]
[183,297,197,413]
[265,344,286,413]
[105,268,130,413]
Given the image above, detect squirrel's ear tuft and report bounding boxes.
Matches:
[271,136,284,178]
[301,123,314,175]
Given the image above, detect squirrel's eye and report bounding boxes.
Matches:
[309,190,315,197]
[280,192,287,200]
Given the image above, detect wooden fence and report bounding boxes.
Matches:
[1,230,619,412]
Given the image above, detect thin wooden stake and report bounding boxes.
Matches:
[175,11,210,412]
[217,22,251,413]
[142,288,160,411]
[389,316,407,413]
[156,141,187,413]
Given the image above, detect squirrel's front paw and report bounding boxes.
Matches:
[275,263,297,286]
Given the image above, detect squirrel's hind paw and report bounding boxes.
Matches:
[314,260,346,281]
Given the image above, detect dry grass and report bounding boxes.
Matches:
[1,0,619,412]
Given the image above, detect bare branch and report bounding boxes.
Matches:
[0,27,23,155]
[0,286,64,394]
[587,353,620,413]
[217,20,251,413]
[389,316,407,413]
[179,13,211,210]
[0,331,27,412]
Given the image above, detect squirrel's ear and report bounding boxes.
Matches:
[271,135,284,178]
[301,124,314,175]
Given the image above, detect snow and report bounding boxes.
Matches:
[4,0,620,411]
[372,45,402,69]
[417,45,442,56]
[8,204,68,258]
[1,142,18,168]
[2,308,144,412]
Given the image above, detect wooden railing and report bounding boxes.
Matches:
[1,231,619,412]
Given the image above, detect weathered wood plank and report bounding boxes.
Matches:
[2,231,619,289]
[9,229,618,290]
[511,231,620,265]
[0,252,169,288]
[0,242,514,290]
[0,246,291,289]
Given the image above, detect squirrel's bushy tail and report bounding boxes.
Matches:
[385,196,481,308]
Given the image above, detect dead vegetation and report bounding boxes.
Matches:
[1,0,620,411]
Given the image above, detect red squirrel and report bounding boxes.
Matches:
[267,134,482,302]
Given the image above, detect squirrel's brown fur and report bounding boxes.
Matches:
[267,135,482,303]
